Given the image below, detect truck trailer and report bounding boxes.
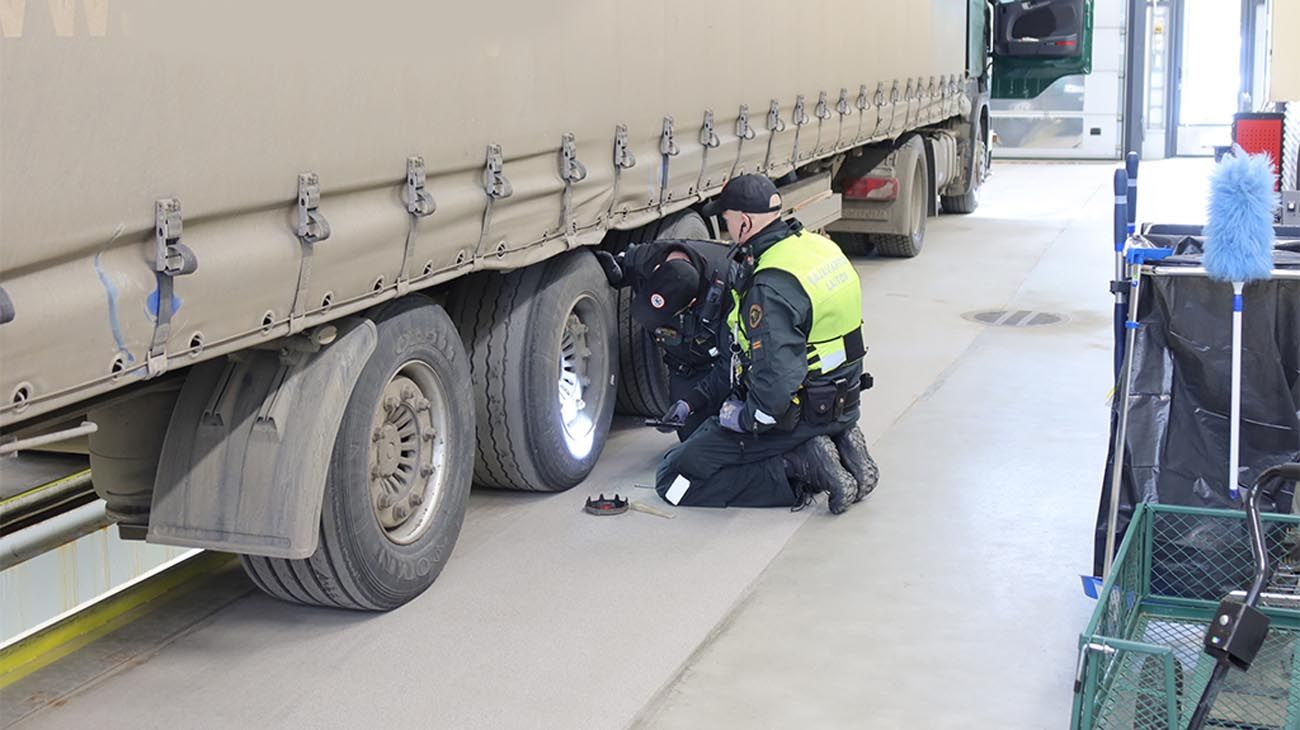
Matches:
[0,0,1093,609]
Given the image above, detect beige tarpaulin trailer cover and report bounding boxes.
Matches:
[0,0,968,427]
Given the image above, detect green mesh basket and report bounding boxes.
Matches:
[1072,504,1300,729]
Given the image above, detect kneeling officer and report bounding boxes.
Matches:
[596,236,738,439]
[655,174,878,514]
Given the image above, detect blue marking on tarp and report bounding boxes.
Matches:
[146,287,182,322]
[92,247,134,364]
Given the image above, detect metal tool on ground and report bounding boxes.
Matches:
[629,501,675,519]
[583,494,629,516]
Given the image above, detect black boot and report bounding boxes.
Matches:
[832,425,879,503]
[784,436,857,515]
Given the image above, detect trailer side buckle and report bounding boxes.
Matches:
[148,198,199,377]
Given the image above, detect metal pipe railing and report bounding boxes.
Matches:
[0,500,111,571]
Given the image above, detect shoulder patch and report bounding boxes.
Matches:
[748,303,763,329]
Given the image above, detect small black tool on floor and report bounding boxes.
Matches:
[584,493,629,516]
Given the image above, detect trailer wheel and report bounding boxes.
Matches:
[603,210,710,417]
[242,297,474,610]
[449,249,617,491]
[871,137,928,258]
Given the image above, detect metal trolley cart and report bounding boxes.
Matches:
[1078,162,1300,727]
[1074,465,1300,729]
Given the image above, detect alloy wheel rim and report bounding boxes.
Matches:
[557,301,600,459]
[367,361,450,545]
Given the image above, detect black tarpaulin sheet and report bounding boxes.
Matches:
[1093,240,1300,576]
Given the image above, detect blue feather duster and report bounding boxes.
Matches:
[1204,151,1277,283]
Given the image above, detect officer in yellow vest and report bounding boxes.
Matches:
[654,175,879,513]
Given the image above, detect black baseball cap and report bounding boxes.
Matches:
[700,174,783,217]
[631,259,701,328]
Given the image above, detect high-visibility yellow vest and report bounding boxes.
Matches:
[736,228,863,376]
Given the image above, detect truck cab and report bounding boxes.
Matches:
[826,0,1093,258]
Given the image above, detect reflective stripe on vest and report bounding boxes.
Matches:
[729,291,746,350]
[740,229,863,376]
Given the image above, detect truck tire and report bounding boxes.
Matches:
[829,231,875,257]
[941,125,986,215]
[603,210,710,417]
[871,138,929,258]
[448,250,617,491]
[241,297,474,610]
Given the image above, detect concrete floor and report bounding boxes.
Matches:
[5,159,1214,729]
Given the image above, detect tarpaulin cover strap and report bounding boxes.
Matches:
[1094,238,1300,575]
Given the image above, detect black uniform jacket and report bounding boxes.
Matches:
[622,238,736,374]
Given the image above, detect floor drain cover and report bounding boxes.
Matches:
[964,309,1065,327]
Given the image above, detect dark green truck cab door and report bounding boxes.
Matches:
[990,0,1094,99]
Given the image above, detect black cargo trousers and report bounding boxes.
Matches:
[654,415,852,508]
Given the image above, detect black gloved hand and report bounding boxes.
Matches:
[654,400,691,433]
[593,250,625,287]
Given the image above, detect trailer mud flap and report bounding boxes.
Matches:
[147,318,377,558]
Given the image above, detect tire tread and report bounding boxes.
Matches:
[448,267,555,491]
[241,556,303,606]
[871,233,920,258]
[940,191,977,214]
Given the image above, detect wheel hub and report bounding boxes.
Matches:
[369,374,442,536]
